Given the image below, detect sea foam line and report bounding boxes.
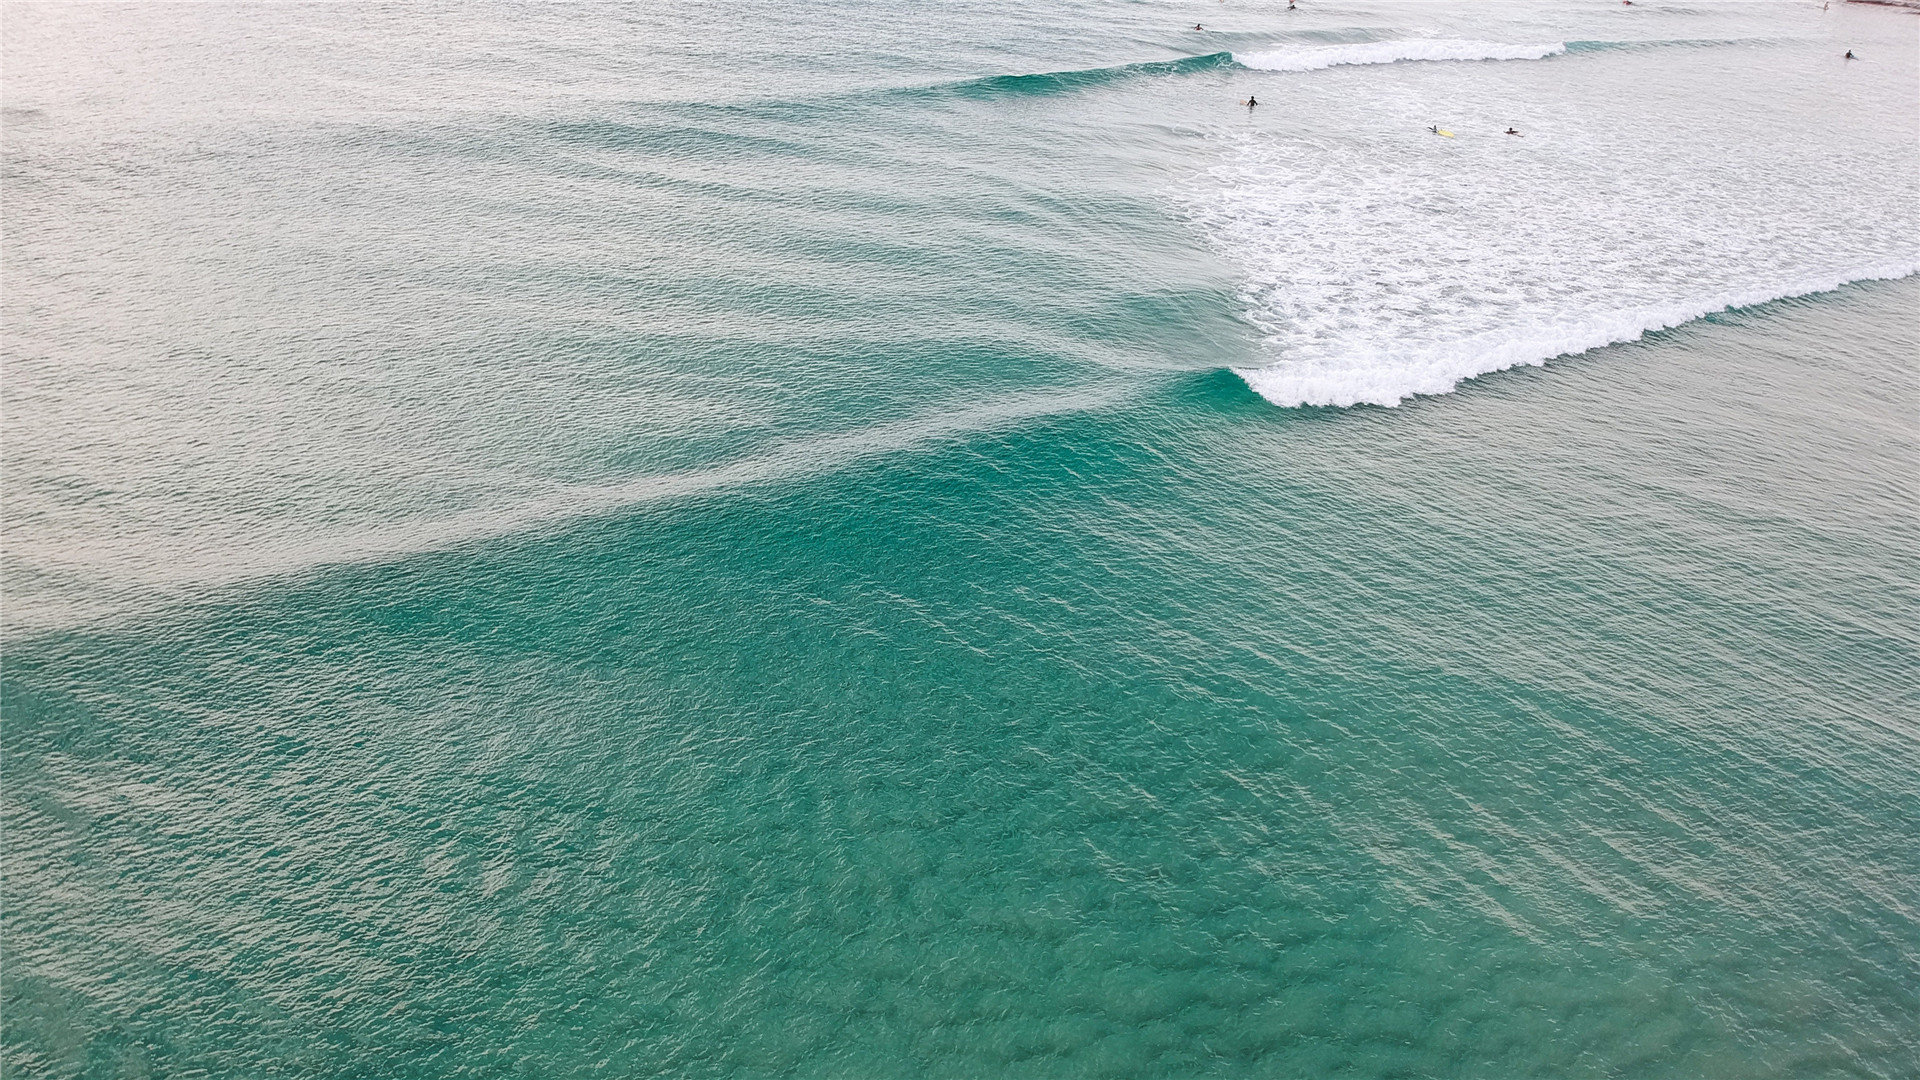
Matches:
[4,384,1131,636]
[1234,262,1920,409]
[1235,39,1567,72]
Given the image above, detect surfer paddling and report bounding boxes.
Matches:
[1504,127,1522,136]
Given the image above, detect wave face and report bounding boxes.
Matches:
[1236,39,1566,72]
[1192,19,1920,407]
[8,4,1920,1080]
[945,51,1235,98]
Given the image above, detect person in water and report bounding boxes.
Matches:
[1429,125,1438,134]
[1844,50,1855,59]
[1244,95,1258,108]
[1505,127,1522,136]
[1193,23,1204,30]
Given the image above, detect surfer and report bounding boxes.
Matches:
[1429,125,1438,134]
[1844,50,1855,60]
[1504,127,1522,136]
[1244,95,1258,108]
[1193,23,1204,30]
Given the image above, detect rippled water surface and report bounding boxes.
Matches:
[4,2,1917,1077]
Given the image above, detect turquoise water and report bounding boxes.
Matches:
[4,2,1917,1077]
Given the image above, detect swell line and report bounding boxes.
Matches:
[573,36,1787,127]
[932,51,1237,99]
[1236,39,1567,72]
[2,384,1133,637]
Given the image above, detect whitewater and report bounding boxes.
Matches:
[1190,24,1919,407]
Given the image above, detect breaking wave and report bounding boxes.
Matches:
[1234,264,1919,408]
[1188,9,1920,412]
[797,37,1779,110]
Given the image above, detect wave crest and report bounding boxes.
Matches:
[1234,264,1920,409]
[943,52,1236,99]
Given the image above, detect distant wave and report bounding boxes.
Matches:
[939,52,1236,99]
[893,37,1769,104]
[1235,39,1566,72]
[1565,37,1791,53]
[1234,263,1919,409]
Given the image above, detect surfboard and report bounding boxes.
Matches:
[1436,129,1455,137]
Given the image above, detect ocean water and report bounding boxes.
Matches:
[3,1,1916,1077]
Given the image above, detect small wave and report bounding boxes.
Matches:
[942,52,1236,99]
[1235,39,1566,73]
[1234,263,1919,409]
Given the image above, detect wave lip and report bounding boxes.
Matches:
[1235,39,1566,72]
[1234,263,1920,409]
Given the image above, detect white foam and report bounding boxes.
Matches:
[1235,263,1918,408]
[1236,39,1566,73]
[1190,17,1920,409]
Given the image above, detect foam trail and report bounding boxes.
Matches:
[1235,263,1919,408]
[1236,40,1566,73]
[3,384,1130,636]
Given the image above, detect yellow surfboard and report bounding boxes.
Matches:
[1436,129,1455,137]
